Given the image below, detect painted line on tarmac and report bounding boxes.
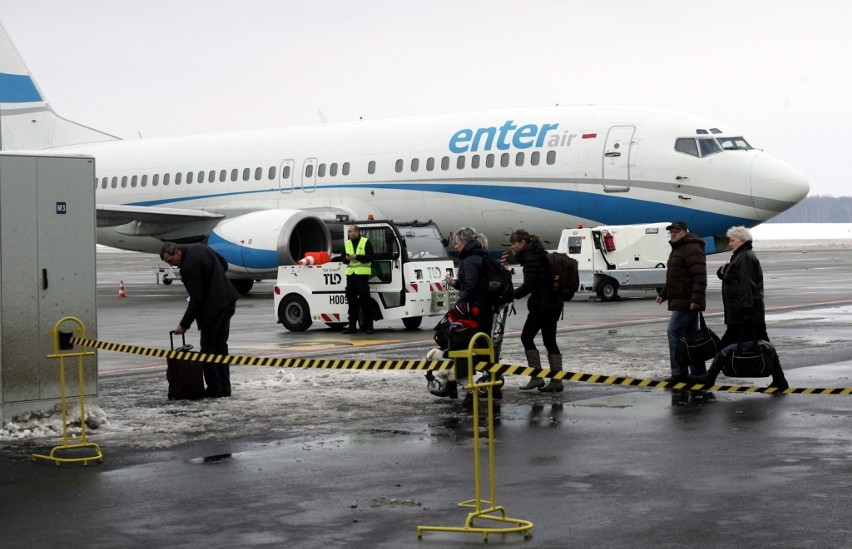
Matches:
[70,336,852,395]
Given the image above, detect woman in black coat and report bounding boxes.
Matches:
[703,226,788,390]
[509,230,564,392]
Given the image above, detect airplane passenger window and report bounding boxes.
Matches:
[242,168,250,181]
[305,164,314,178]
[675,138,699,157]
[456,155,465,169]
[471,155,480,169]
[121,176,128,188]
[254,167,262,180]
[426,157,435,171]
[111,177,118,188]
[546,150,556,165]
[368,160,376,174]
[411,158,419,172]
[500,153,510,167]
[186,171,193,184]
[175,172,183,185]
[268,166,276,180]
[698,138,721,157]
[486,154,495,168]
[141,175,148,187]
[220,170,227,182]
[395,159,403,173]
[163,173,170,186]
[318,164,326,177]
[101,177,108,189]
[515,152,525,166]
[153,174,159,186]
[209,170,215,182]
[342,162,350,176]
[197,171,204,183]
[231,169,238,182]
[330,163,338,177]
[283,165,291,179]
[531,151,540,166]
[131,175,137,187]
[441,156,450,170]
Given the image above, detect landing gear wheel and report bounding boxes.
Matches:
[231,279,254,295]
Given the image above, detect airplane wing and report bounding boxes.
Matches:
[96,204,224,237]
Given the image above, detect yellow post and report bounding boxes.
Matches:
[417,332,533,542]
[32,317,103,466]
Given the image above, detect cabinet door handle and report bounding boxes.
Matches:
[42,268,48,290]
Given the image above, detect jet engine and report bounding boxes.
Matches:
[207,210,331,278]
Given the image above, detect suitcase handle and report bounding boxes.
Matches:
[169,330,193,352]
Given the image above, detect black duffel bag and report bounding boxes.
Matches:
[675,312,722,366]
[718,337,779,378]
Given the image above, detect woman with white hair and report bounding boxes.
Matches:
[702,226,789,389]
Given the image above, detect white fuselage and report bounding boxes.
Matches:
[51,106,808,257]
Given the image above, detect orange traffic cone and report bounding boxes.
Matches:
[117,280,127,298]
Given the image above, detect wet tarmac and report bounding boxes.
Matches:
[2,247,852,547]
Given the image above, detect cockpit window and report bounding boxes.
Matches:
[675,138,699,157]
[698,138,721,157]
[717,136,752,150]
[675,136,751,157]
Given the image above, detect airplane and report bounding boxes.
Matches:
[0,22,809,294]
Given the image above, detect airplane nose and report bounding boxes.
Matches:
[750,153,810,220]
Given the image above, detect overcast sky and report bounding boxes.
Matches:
[1,0,849,197]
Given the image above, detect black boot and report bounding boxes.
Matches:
[768,370,789,392]
[341,321,357,334]
[430,381,458,399]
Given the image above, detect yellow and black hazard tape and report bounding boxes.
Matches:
[476,363,852,396]
[70,337,852,395]
[69,337,454,373]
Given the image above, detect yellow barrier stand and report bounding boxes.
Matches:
[32,317,103,466]
[418,332,533,542]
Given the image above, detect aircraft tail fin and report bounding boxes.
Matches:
[0,21,119,150]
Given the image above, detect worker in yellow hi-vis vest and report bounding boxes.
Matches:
[342,224,375,334]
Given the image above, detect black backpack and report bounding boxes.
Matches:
[481,255,514,306]
[547,252,580,301]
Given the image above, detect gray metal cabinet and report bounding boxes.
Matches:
[0,153,97,422]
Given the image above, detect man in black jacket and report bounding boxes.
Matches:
[161,242,240,397]
[655,221,707,383]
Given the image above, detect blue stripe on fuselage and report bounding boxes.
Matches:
[122,182,752,239]
[0,73,43,103]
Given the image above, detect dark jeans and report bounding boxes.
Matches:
[199,302,236,395]
[520,307,561,355]
[666,309,706,376]
[345,274,372,330]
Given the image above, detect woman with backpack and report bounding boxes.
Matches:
[429,227,494,399]
[509,229,564,392]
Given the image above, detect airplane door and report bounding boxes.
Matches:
[602,126,635,192]
[301,158,317,192]
[279,159,294,193]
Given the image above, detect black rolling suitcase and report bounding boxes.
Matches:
[167,331,206,400]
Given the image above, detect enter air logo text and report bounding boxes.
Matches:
[448,120,565,154]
